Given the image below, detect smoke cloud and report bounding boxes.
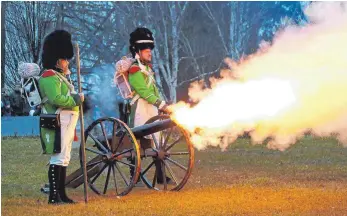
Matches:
[170,2,347,151]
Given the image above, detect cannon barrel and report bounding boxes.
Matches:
[132,118,176,138]
[100,118,177,142]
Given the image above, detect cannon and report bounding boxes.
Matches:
[65,115,194,196]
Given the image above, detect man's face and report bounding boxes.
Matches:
[56,59,70,74]
[139,48,152,64]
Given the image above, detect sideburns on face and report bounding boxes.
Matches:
[139,50,152,64]
[56,59,71,75]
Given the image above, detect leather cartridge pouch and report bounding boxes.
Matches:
[40,114,62,153]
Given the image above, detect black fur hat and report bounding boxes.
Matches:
[41,30,74,69]
[129,27,155,58]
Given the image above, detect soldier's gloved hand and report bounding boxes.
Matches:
[79,93,85,102]
[72,93,84,106]
[154,99,171,115]
[159,104,171,115]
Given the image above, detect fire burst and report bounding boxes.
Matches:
[169,2,347,151]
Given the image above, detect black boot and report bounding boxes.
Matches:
[59,166,76,204]
[48,164,63,204]
[155,160,173,184]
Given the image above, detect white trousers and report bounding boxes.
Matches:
[134,98,160,142]
[134,98,158,127]
[50,110,79,167]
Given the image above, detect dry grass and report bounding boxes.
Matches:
[2,136,347,215]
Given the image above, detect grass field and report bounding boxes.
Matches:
[2,136,347,215]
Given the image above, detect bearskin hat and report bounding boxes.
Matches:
[41,30,74,69]
[129,27,155,58]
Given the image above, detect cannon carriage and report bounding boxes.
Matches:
[66,114,194,196]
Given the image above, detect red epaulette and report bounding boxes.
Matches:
[42,70,56,78]
[129,65,141,74]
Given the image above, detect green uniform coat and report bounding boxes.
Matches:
[39,69,81,154]
[128,62,162,127]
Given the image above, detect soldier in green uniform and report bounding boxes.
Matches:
[128,27,172,184]
[39,30,84,204]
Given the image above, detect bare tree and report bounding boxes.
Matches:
[2,1,307,99]
[181,1,306,88]
[4,1,57,89]
[178,2,226,88]
[61,2,133,68]
[1,2,6,89]
[199,2,261,60]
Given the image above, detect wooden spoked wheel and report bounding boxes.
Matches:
[139,115,194,191]
[79,117,141,196]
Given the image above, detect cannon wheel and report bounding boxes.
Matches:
[139,115,194,191]
[79,117,141,196]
